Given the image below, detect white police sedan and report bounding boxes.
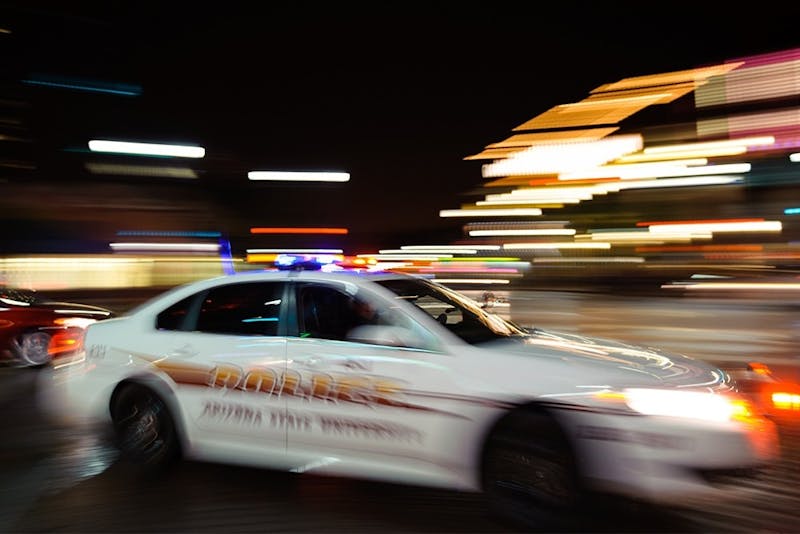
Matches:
[41,262,780,529]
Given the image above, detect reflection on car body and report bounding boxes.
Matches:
[40,264,782,529]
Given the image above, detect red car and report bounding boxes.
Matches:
[0,286,114,367]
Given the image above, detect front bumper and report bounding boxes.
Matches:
[557,408,780,506]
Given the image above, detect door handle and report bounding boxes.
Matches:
[170,344,198,358]
[304,356,321,368]
[341,359,368,370]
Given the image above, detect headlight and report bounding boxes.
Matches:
[596,388,756,423]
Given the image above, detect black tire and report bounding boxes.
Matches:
[482,409,581,531]
[110,384,181,472]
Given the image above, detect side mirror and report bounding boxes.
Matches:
[346,325,422,348]
[480,291,496,309]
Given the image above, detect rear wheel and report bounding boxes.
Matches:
[16,331,52,367]
[482,410,581,531]
[110,384,180,472]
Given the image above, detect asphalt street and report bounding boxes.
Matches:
[1,289,798,532]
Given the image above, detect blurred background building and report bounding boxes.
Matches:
[0,5,798,295]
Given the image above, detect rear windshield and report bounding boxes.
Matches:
[0,287,43,306]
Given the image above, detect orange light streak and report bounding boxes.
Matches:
[250,227,349,235]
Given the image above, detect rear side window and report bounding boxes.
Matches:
[196,282,285,336]
[156,295,196,331]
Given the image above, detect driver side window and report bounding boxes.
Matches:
[297,284,381,341]
[295,283,425,348]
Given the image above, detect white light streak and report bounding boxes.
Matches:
[110,243,220,252]
[433,278,511,285]
[642,136,775,155]
[532,257,644,263]
[88,140,205,158]
[470,229,576,237]
[662,282,800,290]
[613,175,743,190]
[400,244,502,251]
[559,163,751,181]
[503,242,611,250]
[363,254,451,261]
[476,198,585,206]
[382,248,476,254]
[247,171,350,182]
[647,221,782,234]
[575,231,712,243]
[440,208,543,217]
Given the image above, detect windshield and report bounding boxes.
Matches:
[374,277,527,345]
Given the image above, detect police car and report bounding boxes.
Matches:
[41,256,781,529]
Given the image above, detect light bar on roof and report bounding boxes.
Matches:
[89,140,205,158]
[248,171,350,182]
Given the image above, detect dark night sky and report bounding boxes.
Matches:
[1,2,798,253]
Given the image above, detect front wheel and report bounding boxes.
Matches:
[110,384,181,472]
[482,410,581,531]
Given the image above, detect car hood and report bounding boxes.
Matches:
[476,327,727,390]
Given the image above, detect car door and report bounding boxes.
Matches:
[284,280,482,476]
[144,280,290,457]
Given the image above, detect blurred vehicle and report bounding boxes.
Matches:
[40,259,780,529]
[723,362,800,426]
[0,286,114,367]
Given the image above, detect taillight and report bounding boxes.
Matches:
[47,327,86,358]
[768,384,800,415]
